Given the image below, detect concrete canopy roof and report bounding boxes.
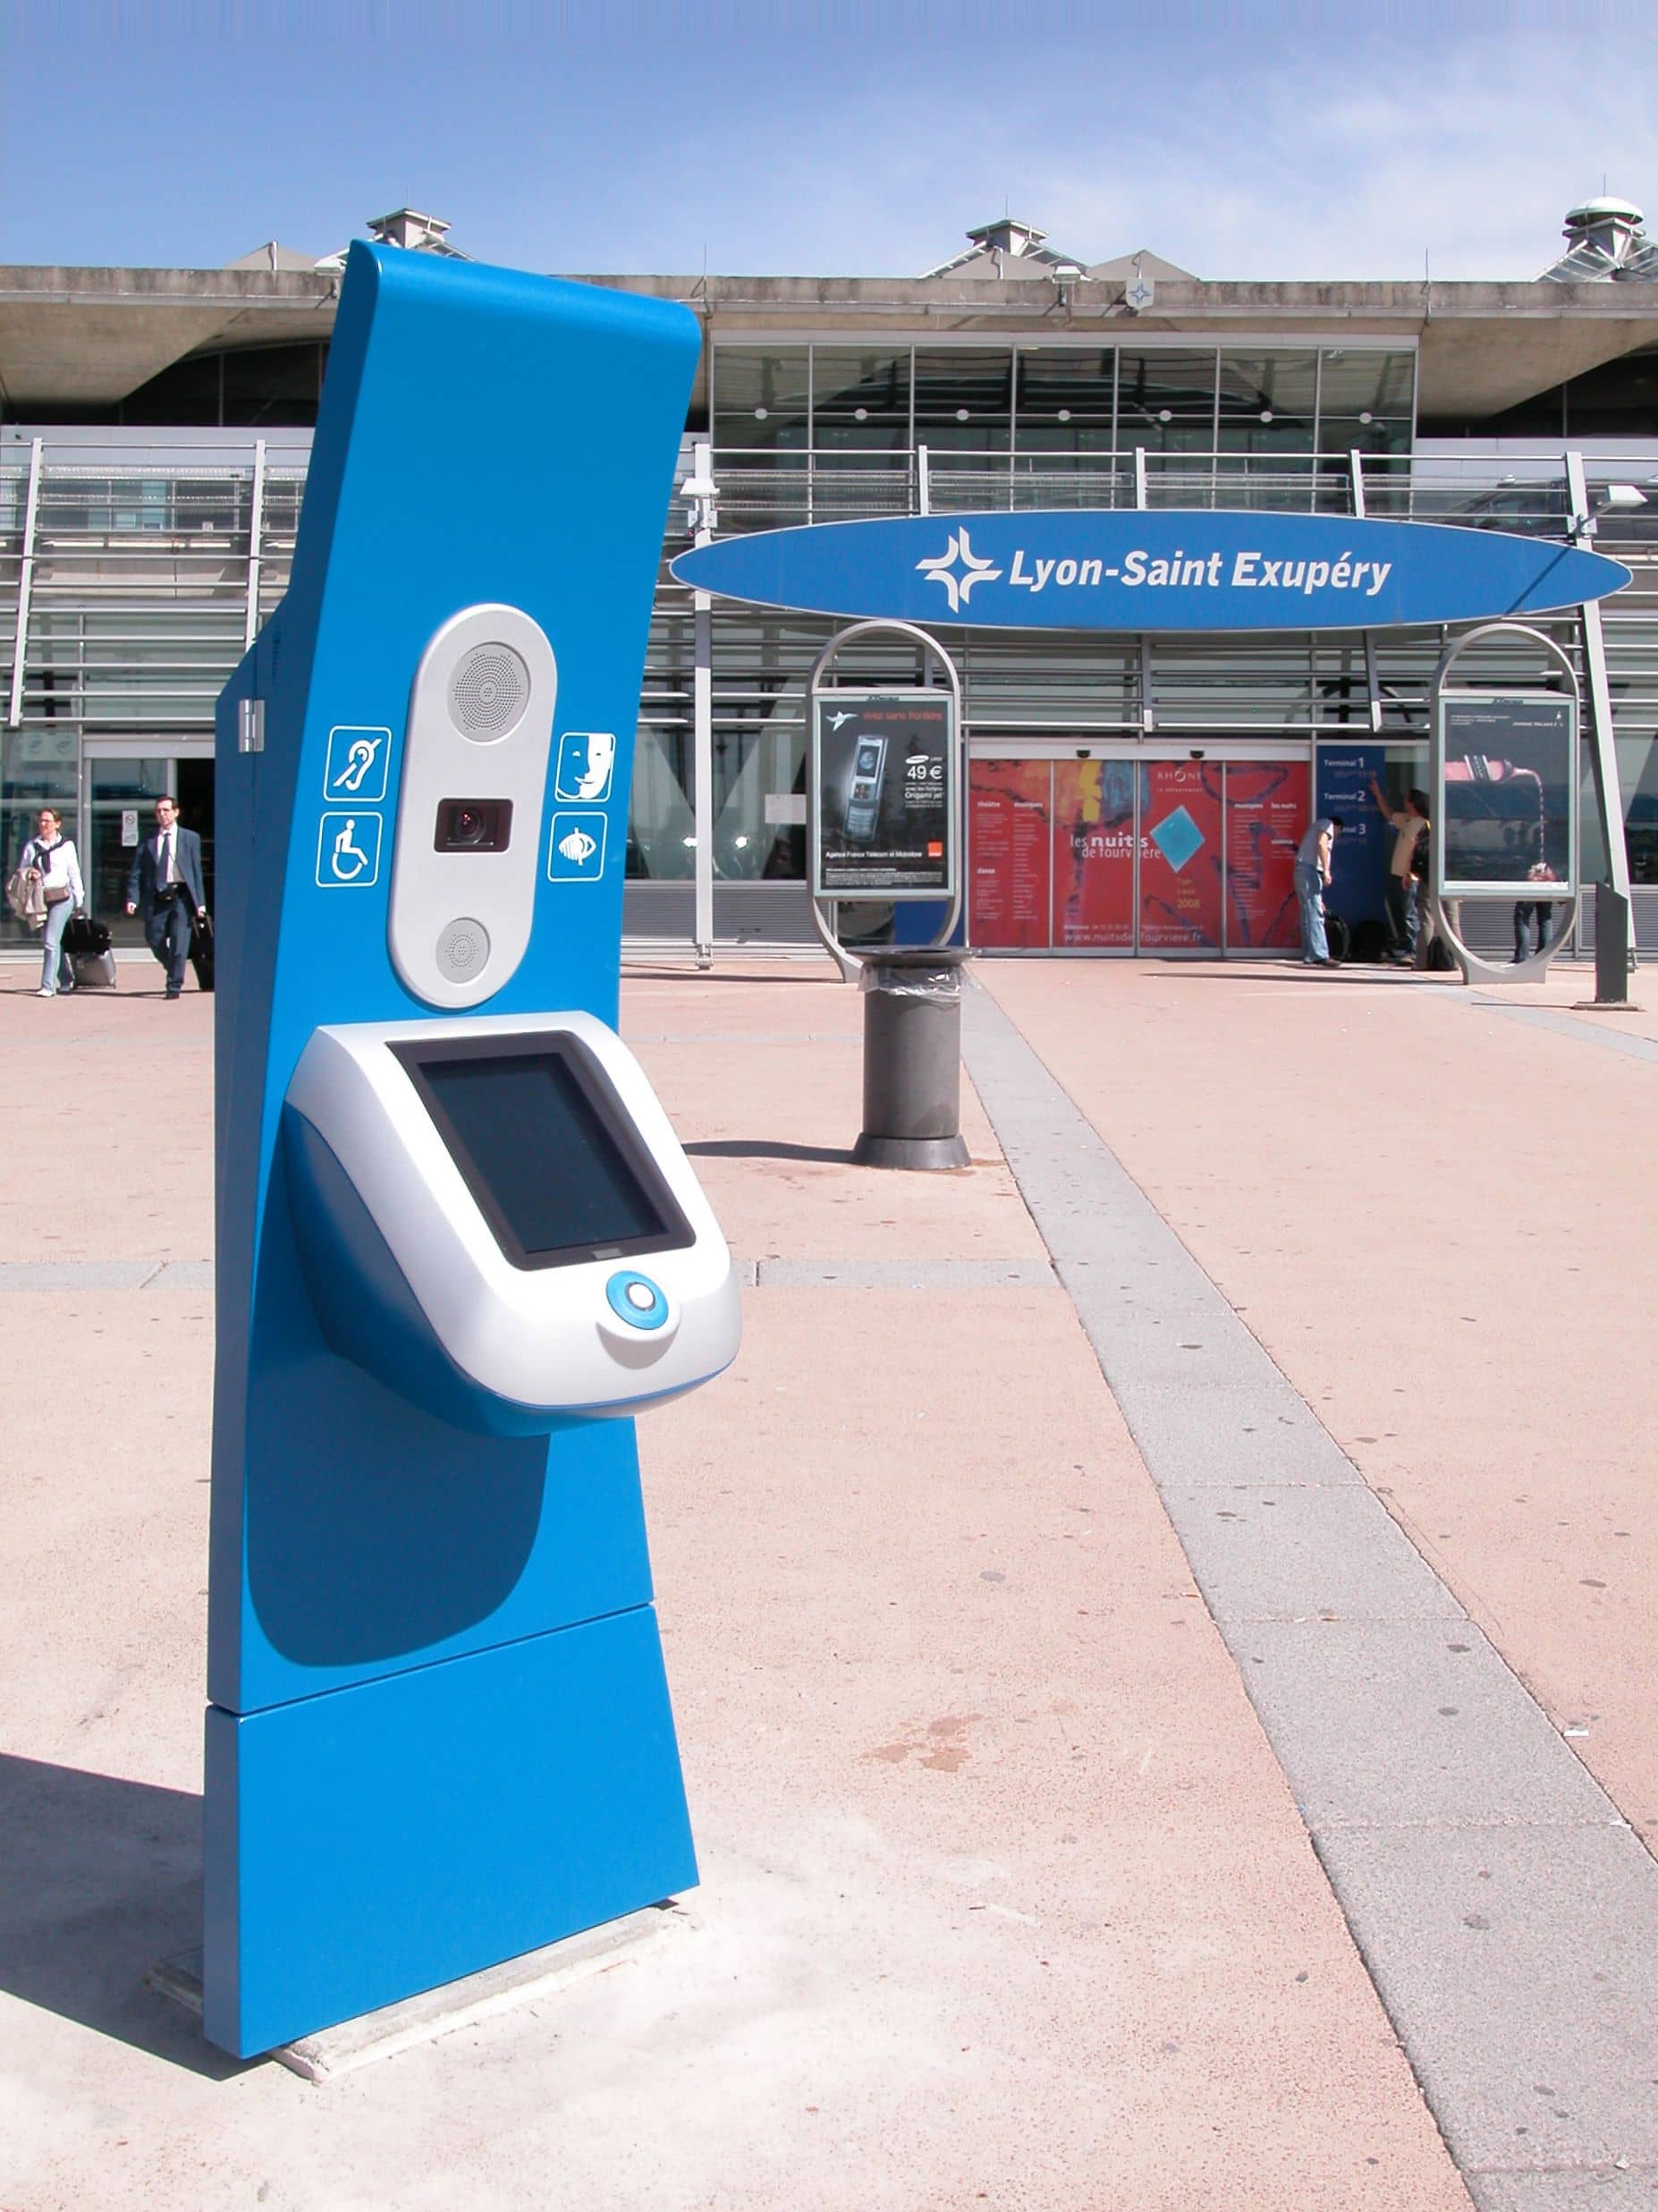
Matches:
[578,270,1658,425]
[1,256,1655,422]
[0,265,337,408]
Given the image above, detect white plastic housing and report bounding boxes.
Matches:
[388,604,557,1008]
[284,1012,741,1417]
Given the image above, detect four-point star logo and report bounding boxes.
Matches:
[915,527,1003,614]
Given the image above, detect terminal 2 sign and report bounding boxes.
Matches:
[673,510,1630,632]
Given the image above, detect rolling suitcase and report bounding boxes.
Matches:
[190,910,216,993]
[63,913,118,989]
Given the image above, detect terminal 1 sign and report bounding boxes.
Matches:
[811,688,957,900]
[674,510,1630,632]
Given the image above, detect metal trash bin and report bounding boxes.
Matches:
[851,946,971,1170]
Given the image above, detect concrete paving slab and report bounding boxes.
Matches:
[1468,998,1658,1065]
[1238,1620,1622,1829]
[1469,2170,1658,2210]
[0,1259,159,1289]
[1316,1820,1658,2174]
[754,1256,1055,1288]
[1111,1373,1370,1487]
[1158,1480,1468,1625]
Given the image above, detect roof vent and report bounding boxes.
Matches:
[366,208,469,258]
[921,216,1091,280]
[1541,195,1658,281]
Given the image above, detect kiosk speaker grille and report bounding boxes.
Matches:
[436,916,491,981]
[448,645,530,738]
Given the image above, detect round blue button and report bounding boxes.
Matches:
[605,1270,669,1331]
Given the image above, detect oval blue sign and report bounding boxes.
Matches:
[671,510,1629,632]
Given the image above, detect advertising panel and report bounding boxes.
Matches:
[969,759,1051,947]
[1435,693,1578,898]
[1315,743,1389,929]
[1138,761,1222,950]
[1224,762,1309,951]
[812,690,957,900]
[1053,759,1135,949]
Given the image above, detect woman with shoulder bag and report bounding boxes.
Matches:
[19,806,86,998]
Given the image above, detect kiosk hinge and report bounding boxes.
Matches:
[238,699,266,754]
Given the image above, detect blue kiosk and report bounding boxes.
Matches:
[205,244,740,2058]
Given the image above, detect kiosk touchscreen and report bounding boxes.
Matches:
[284,1012,740,1427]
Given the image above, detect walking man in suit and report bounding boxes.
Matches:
[126,793,207,999]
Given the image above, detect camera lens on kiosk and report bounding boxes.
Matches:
[435,798,512,852]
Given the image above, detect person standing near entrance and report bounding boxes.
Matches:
[1293,811,1342,964]
[1368,775,1429,962]
[17,806,85,999]
[126,793,206,999]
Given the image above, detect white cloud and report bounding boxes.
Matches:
[607,21,1654,282]
[995,30,1657,279]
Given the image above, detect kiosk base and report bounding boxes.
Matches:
[202,1605,696,2058]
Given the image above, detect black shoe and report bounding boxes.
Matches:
[165,988,182,999]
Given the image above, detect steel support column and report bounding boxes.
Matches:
[1565,451,1636,949]
[7,436,43,729]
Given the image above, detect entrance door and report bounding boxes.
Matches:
[970,752,1310,953]
[1138,761,1224,953]
[1222,761,1308,953]
[83,743,215,945]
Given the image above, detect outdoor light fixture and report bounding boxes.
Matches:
[681,467,720,537]
[1571,480,1647,537]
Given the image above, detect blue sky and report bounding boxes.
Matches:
[3,2,1651,281]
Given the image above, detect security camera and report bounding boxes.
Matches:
[1189,748,1206,760]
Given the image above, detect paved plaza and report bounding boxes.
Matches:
[3,951,1657,2210]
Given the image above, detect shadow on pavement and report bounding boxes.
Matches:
[0,1754,249,2078]
[1127,964,1466,988]
[623,964,843,987]
[683,1138,853,1164]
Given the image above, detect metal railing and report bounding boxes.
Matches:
[1,444,304,729]
[698,445,1658,538]
[4,434,1658,752]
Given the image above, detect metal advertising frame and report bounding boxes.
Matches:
[809,686,959,904]
[805,620,965,977]
[1427,622,1582,987]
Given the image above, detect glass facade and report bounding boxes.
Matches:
[6,322,1658,957]
[713,342,1417,460]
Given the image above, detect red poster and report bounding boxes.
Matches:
[1138,761,1223,950]
[1052,760,1135,948]
[1225,761,1309,951]
[969,760,1052,948]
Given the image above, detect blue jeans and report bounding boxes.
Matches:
[1294,863,1329,962]
[38,896,73,994]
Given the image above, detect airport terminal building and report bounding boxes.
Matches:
[4,200,1658,956]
